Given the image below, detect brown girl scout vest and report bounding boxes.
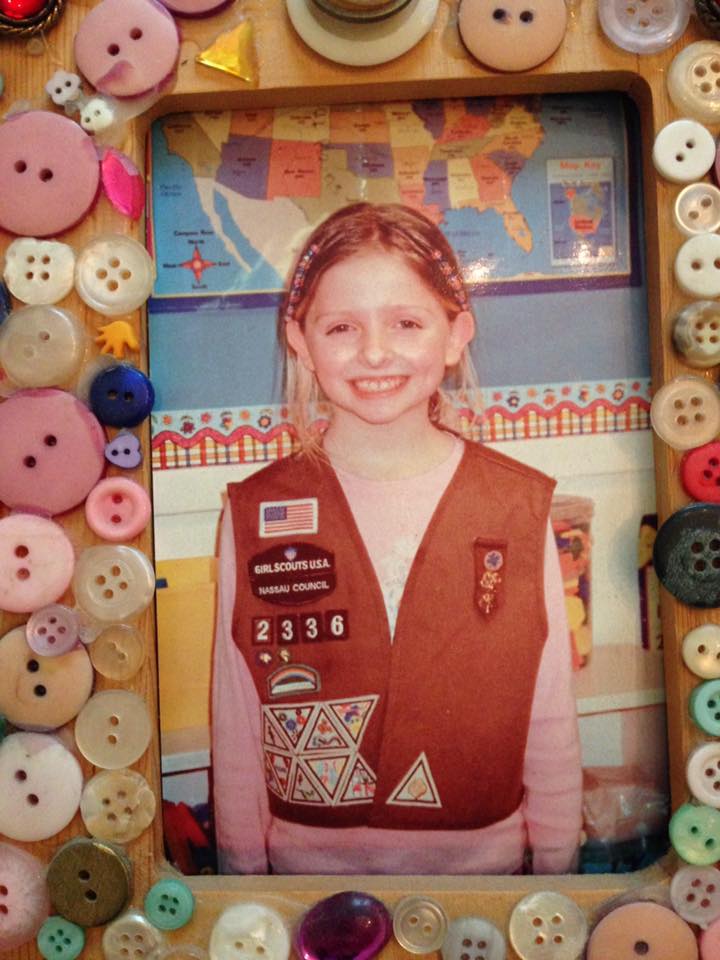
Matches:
[228,440,555,831]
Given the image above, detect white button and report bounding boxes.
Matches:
[509,892,588,960]
[209,904,290,960]
[102,910,165,960]
[393,896,448,953]
[684,624,720,679]
[688,742,720,807]
[598,0,689,55]
[75,235,155,317]
[0,305,86,388]
[45,70,82,106]
[74,689,152,769]
[653,119,717,183]
[671,865,720,929]
[81,768,156,844]
[675,233,720,297]
[0,731,82,842]
[675,183,720,236]
[673,301,720,368]
[79,98,116,135]
[668,41,720,123]
[442,916,505,960]
[89,623,145,682]
[73,545,155,623]
[650,375,720,450]
[3,238,75,306]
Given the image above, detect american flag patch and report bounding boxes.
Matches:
[259,498,318,537]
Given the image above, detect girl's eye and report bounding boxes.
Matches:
[398,318,422,329]
[326,323,352,335]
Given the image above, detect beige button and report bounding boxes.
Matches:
[674,183,720,236]
[89,623,145,682]
[0,625,93,730]
[672,301,720,369]
[675,233,720,298]
[81,768,156,843]
[683,624,720,679]
[586,901,697,960]
[73,545,155,623]
[509,892,588,960]
[650,376,720,451]
[102,910,165,960]
[458,0,567,72]
[393,896,448,953]
[47,837,132,928]
[74,689,152,770]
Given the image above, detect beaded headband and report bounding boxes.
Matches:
[283,242,470,323]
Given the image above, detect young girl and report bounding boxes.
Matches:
[211,202,582,876]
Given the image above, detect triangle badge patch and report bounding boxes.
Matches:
[264,749,293,799]
[305,754,350,801]
[290,761,326,804]
[302,706,347,752]
[266,704,313,748]
[328,696,378,744]
[263,711,292,751]
[338,754,376,804]
[386,752,442,808]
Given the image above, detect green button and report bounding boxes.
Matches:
[144,878,194,931]
[37,916,85,960]
[690,679,720,735]
[670,802,720,864]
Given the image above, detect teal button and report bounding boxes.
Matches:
[37,916,85,960]
[690,679,720,735]
[670,802,720,864]
[144,878,195,931]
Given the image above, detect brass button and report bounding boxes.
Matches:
[47,837,132,927]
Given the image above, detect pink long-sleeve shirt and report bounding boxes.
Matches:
[211,440,583,875]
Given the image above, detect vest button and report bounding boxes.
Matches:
[393,896,448,954]
[586,901,697,960]
[509,891,587,960]
[297,892,391,960]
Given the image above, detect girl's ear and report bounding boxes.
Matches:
[285,320,315,372]
[445,310,475,367]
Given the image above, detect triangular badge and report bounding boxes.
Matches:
[264,750,293,799]
[301,706,347,752]
[338,754,376,804]
[263,711,292,751]
[305,754,350,802]
[290,762,326,804]
[386,752,442,808]
[266,703,313,748]
[328,696,378,744]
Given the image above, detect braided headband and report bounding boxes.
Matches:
[283,242,470,323]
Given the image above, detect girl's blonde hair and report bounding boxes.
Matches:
[278,202,481,451]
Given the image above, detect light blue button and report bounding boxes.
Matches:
[37,916,85,960]
[144,878,195,931]
[690,679,720,736]
[670,802,720,865]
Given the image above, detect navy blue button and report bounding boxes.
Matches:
[0,281,11,326]
[654,503,720,607]
[89,365,154,428]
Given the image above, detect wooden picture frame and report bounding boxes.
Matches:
[0,0,710,955]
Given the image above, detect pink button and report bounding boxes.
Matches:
[159,0,232,15]
[0,842,50,951]
[587,902,698,960]
[0,111,100,237]
[26,604,81,657]
[74,0,180,98]
[0,515,74,614]
[84,477,151,542]
[702,915,720,959]
[0,389,106,516]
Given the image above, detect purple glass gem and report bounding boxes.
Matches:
[104,431,142,469]
[296,892,392,960]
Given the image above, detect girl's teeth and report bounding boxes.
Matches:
[355,377,403,392]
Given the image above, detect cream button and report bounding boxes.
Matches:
[89,623,145,682]
[653,119,717,183]
[458,0,567,72]
[3,238,75,306]
[688,742,720,807]
[75,235,155,317]
[675,183,720,236]
[650,376,720,451]
[393,896,448,953]
[586,901,697,960]
[209,905,290,960]
[47,838,132,928]
[441,916,505,960]
[0,732,82,842]
[103,910,165,960]
[668,41,720,124]
[74,689,152,770]
[0,625,93,730]
[684,624,720,679]
[73,545,155,623]
[509,892,588,960]
[672,301,720,368]
[671,865,720,929]
[675,233,720,297]
[0,305,86,389]
[0,515,74,614]
[0,842,51,952]
[80,768,156,844]
[26,603,81,657]
[84,477,152,543]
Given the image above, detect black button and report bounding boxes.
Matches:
[654,503,720,607]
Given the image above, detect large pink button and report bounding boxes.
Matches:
[0,111,100,237]
[84,477,151,542]
[0,515,74,614]
[0,389,106,516]
[587,902,698,960]
[0,842,50,951]
[74,0,180,98]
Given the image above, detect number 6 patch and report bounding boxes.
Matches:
[325,610,349,640]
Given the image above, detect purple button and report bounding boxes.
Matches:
[74,0,180,98]
[0,842,50,951]
[26,604,81,657]
[0,515,75,614]
[0,111,100,237]
[159,0,232,15]
[0,389,106,516]
[105,432,142,469]
[296,893,392,960]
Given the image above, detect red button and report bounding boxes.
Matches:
[682,441,720,503]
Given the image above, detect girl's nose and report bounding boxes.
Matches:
[359,327,391,366]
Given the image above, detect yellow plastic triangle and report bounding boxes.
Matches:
[196,21,258,84]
